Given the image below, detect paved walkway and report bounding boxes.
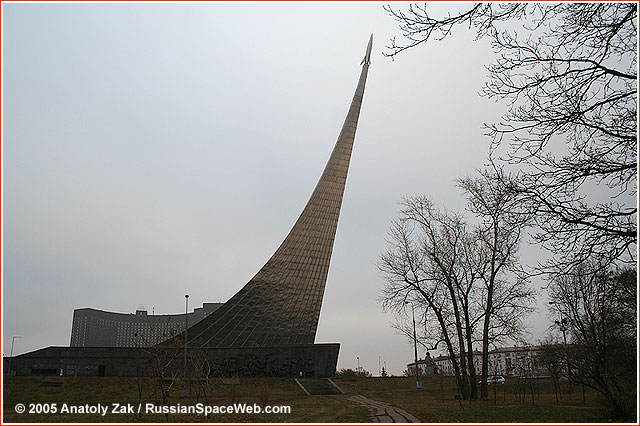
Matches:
[347,394,421,423]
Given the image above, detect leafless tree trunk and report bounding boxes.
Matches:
[459,170,534,399]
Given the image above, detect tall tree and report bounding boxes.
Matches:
[379,192,534,400]
[459,169,534,398]
[379,198,475,399]
[384,3,637,272]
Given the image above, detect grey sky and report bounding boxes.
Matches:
[2,2,551,375]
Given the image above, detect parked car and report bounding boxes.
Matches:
[479,375,506,385]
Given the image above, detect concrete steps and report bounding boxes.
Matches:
[296,378,343,395]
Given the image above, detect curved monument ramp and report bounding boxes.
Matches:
[177,35,373,349]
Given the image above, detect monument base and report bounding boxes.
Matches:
[8,343,340,378]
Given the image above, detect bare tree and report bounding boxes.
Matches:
[379,193,534,400]
[379,200,471,398]
[134,330,182,422]
[458,169,534,398]
[547,263,636,418]
[384,3,637,273]
[190,348,219,414]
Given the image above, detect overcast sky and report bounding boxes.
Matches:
[2,2,553,375]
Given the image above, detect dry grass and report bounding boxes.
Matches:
[2,377,368,423]
[3,375,630,423]
[334,376,629,423]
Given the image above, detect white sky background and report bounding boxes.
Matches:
[2,2,552,375]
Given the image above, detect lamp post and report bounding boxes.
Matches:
[405,301,421,389]
[184,294,189,398]
[555,317,568,345]
[356,356,360,376]
[549,301,581,401]
[9,336,22,375]
[549,301,567,345]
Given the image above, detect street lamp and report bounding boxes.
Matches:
[356,356,360,376]
[9,336,22,375]
[549,301,568,344]
[555,318,568,345]
[184,294,190,349]
[405,301,421,389]
[184,294,189,398]
[549,301,583,402]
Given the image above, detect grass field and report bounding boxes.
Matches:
[334,376,626,423]
[3,375,630,423]
[2,377,367,423]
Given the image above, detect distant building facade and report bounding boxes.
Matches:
[70,303,222,347]
[484,346,548,377]
[406,352,438,377]
[408,346,550,378]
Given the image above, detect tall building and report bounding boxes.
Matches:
[70,303,222,347]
